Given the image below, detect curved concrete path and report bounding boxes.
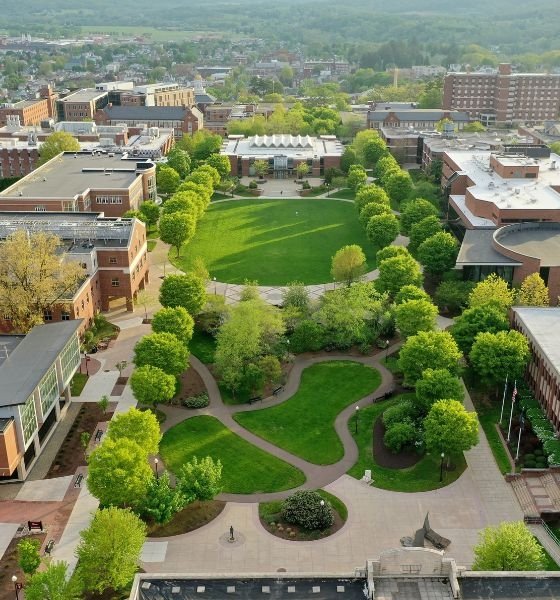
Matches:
[159,345,399,502]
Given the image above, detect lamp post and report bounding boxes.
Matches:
[355,406,359,434]
[11,576,20,600]
[154,458,159,480]
[385,340,390,363]
[439,452,445,483]
[213,276,217,294]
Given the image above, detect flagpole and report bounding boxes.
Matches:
[499,374,508,425]
[515,415,524,462]
[507,380,516,442]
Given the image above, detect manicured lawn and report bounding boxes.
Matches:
[329,188,356,200]
[147,240,157,252]
[347,396,467,492]
[70,373,88,396]
[172,198,377,285]
[147,500,225,537]
[211,192,232,201]
[234,361,381,465]
[189,328,216,364]
[474,401,512,475]
[160,416,306,494]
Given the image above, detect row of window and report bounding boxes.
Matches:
[96,196,123,205]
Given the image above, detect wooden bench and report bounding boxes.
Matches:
[248,396,263,405]
[74,473,84,488]
[45,539,55,555]
[272,386,284,396]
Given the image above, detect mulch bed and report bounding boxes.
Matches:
[260,511,345,542]
[174,366,208,403]
[147,500,226,538]
[46,403,115,478]
[110,376,129,396]
[373,416,422,469]
[0,533,46,600]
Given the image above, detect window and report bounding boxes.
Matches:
[34,205,46,211]
[19,395,37,447]
[109,256,117,264]
[61,311,70,321]
[60,335,80,385]
[43,310,53,321]
[111,278,120,287]
[39,365,59,418]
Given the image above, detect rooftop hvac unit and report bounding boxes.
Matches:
[514,188,521,195]
[551,161,557,170]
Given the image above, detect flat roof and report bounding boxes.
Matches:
[222,134,343,158]
[59,88,107,103]
[495,223,560,266]
[0,320,82,408]
[449,195,496,229]
[0,335,24,367]
[456,229,521,266]
[0,152,149,199]
[461,576,560,599]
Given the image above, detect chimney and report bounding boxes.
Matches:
[498,63,512,75]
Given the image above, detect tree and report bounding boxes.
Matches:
[331,244,367,286]
[162,192,200,218]
[470,330,530,390]
[385,171,413,205]
[166,147,191,178]
[98,395,109,414]
[472,521,545,571]
[408,215,442,254]
[159,273,206,315]
[355,184,391,212]
[375,255,423,297]
[24,561,82,600]
[87,438,153,508]
[362,137,388,167]
[375,154,400,184]
[106,406,161,456]
[76,507,146,594]
[424,399,478,457]
[417,231,458,276]
[517,273,550,306]
[152,306,194,345]
[138,201,160,230]
[177,456,223,501]
[205,153,232,179]
[352,130,381,163]
[398,331,462,386]
[253,159,269,178]
[156,165,181,196]
[415,368,464,414]
[451,305,509,354]
[468,274,515,313]
[347,165,367,190]
[290,319,325,353]
[366,213,400,248]
[400,199,439,235]
[180,130,222,161]
[463,121,486,133]
[395,299,438,338]
[17,538,41,575]
[141,471,185,524]
[195,164,221,186]
[38,131,80,165]
[281,490,334,530]
[296,162,310,179]
[434,280,475,314]
[130,365,176,407]
[341,147,359,173]
[133,332,189,376]
[359,202,392,227]
[159,211,196,257]
[384,422,417,453]
[282,281,310,317]
[395,284,430,305]
[376,245,411,264]
[186,169,215,190]
[0,231,83,333]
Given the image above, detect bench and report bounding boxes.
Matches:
[372,389,395,403]
[74,473,84,488]
[272,386,284,396]
[248,396,263,405]
[94,429,103,442]
[45,539,55,555]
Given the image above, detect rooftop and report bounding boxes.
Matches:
[223,134,344,158]
[0,320,82,408]
[59,88,107,103]
[368,109,470,123]
[0,152,152,199]
[461,576,560,600]
[494,222,560,267]
[456,228,521,266]
[0,335,24,367]
[104,105,192,121]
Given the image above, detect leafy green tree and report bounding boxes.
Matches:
[76,507,146,594]
[139,201,160,229]
[347,165,368,190]
[359,202,392,227]
[159,211,196,256]
[451,305,509,354]
[253,159,269,178]
[281,490,334,530]
[106,407,161,457]
[156,165,181,196]
[424,399,478,457]
[470,330,530,390]
[177,456,223,501]
[517,273,550,306]
[159,273,207,315]
[385,171,413,205]
[129,365,176,407]
[352,130,381,163]
[38,131,80,165]
[468,274,515,312]
[362,136,388,167]
[415,368,464,413]
[398,331,462,386]
[162,192,200,218]
[142,472,186,524]
[177,181,211,209]
[98,395,109,414]
[341,147,359,173]
[87,438,153,508]
[550,141,560,155]
[152,306,194,345]
[434,280,475,314]
[181,130,222,161]
[417,85,443,109]
[205,153,232,179]
[282,281,311,319]
[408,215,442,254]
[375,255,423,297]
[384,422,417,453]
[355,184,390,212]
[296,162,310,179]
[186,169,215,190]
[400,199,439,235]
[196,164,221,186]
[376,245,411,264]
[289,319,325,353]
[472,522,545,571]
[166,147,191,178]
[17,538,41,575]
[395,299,438,338]
[417,232,458,276]
[331,244,367,286]
[24,561,82,600]
[395,285,430,305]
[375,154,400,184]
[133,332,189,376]
[366,213,400,248]
[463,121,486,133]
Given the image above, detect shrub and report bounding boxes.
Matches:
[382,400,416,428]
[289,320,325,353]
[534,448,543,457]
[384,422,417,453]
[249,180,258,189]
[524,460,536,468]
[523,453,535,461]
[183,393,210,408]
[281,490,334,530]
[302,180,311,190]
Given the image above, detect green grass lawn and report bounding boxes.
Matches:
[172,198,376,285]
[234,361,381,465]
[473,401,512,475]
[347,396,467,492]
[189,328,217,364]
[211,192,232,201]
[147,240,157,252]
[70,373,88,396]
[329,188,356,200]
[160,416,306,494]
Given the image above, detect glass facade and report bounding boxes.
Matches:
[39,365,59,418]
[19,395,38,447]
[60,335,80,386]
[463,265,514,284]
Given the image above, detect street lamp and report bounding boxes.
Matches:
[213,276,217,294]
[154,458,159,480]
[355,406,359,434]
[385,340,390,363]
[439,452,445,483]
[12,576,20,600]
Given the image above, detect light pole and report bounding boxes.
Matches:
[439,452,445,483]
[355,406,359,434]
[385,340,390,363]
[213,276,217,294]
[12,575,20,600]
[154,458,159,480]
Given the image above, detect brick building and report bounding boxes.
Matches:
[222,134,343,178]
[443,63,560,126]
[0,211,150,331]
[368,106,469,130]
[0,142,39,178]
[56,88,109,122]
[0,151,157,217]
[0,86,57,127]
